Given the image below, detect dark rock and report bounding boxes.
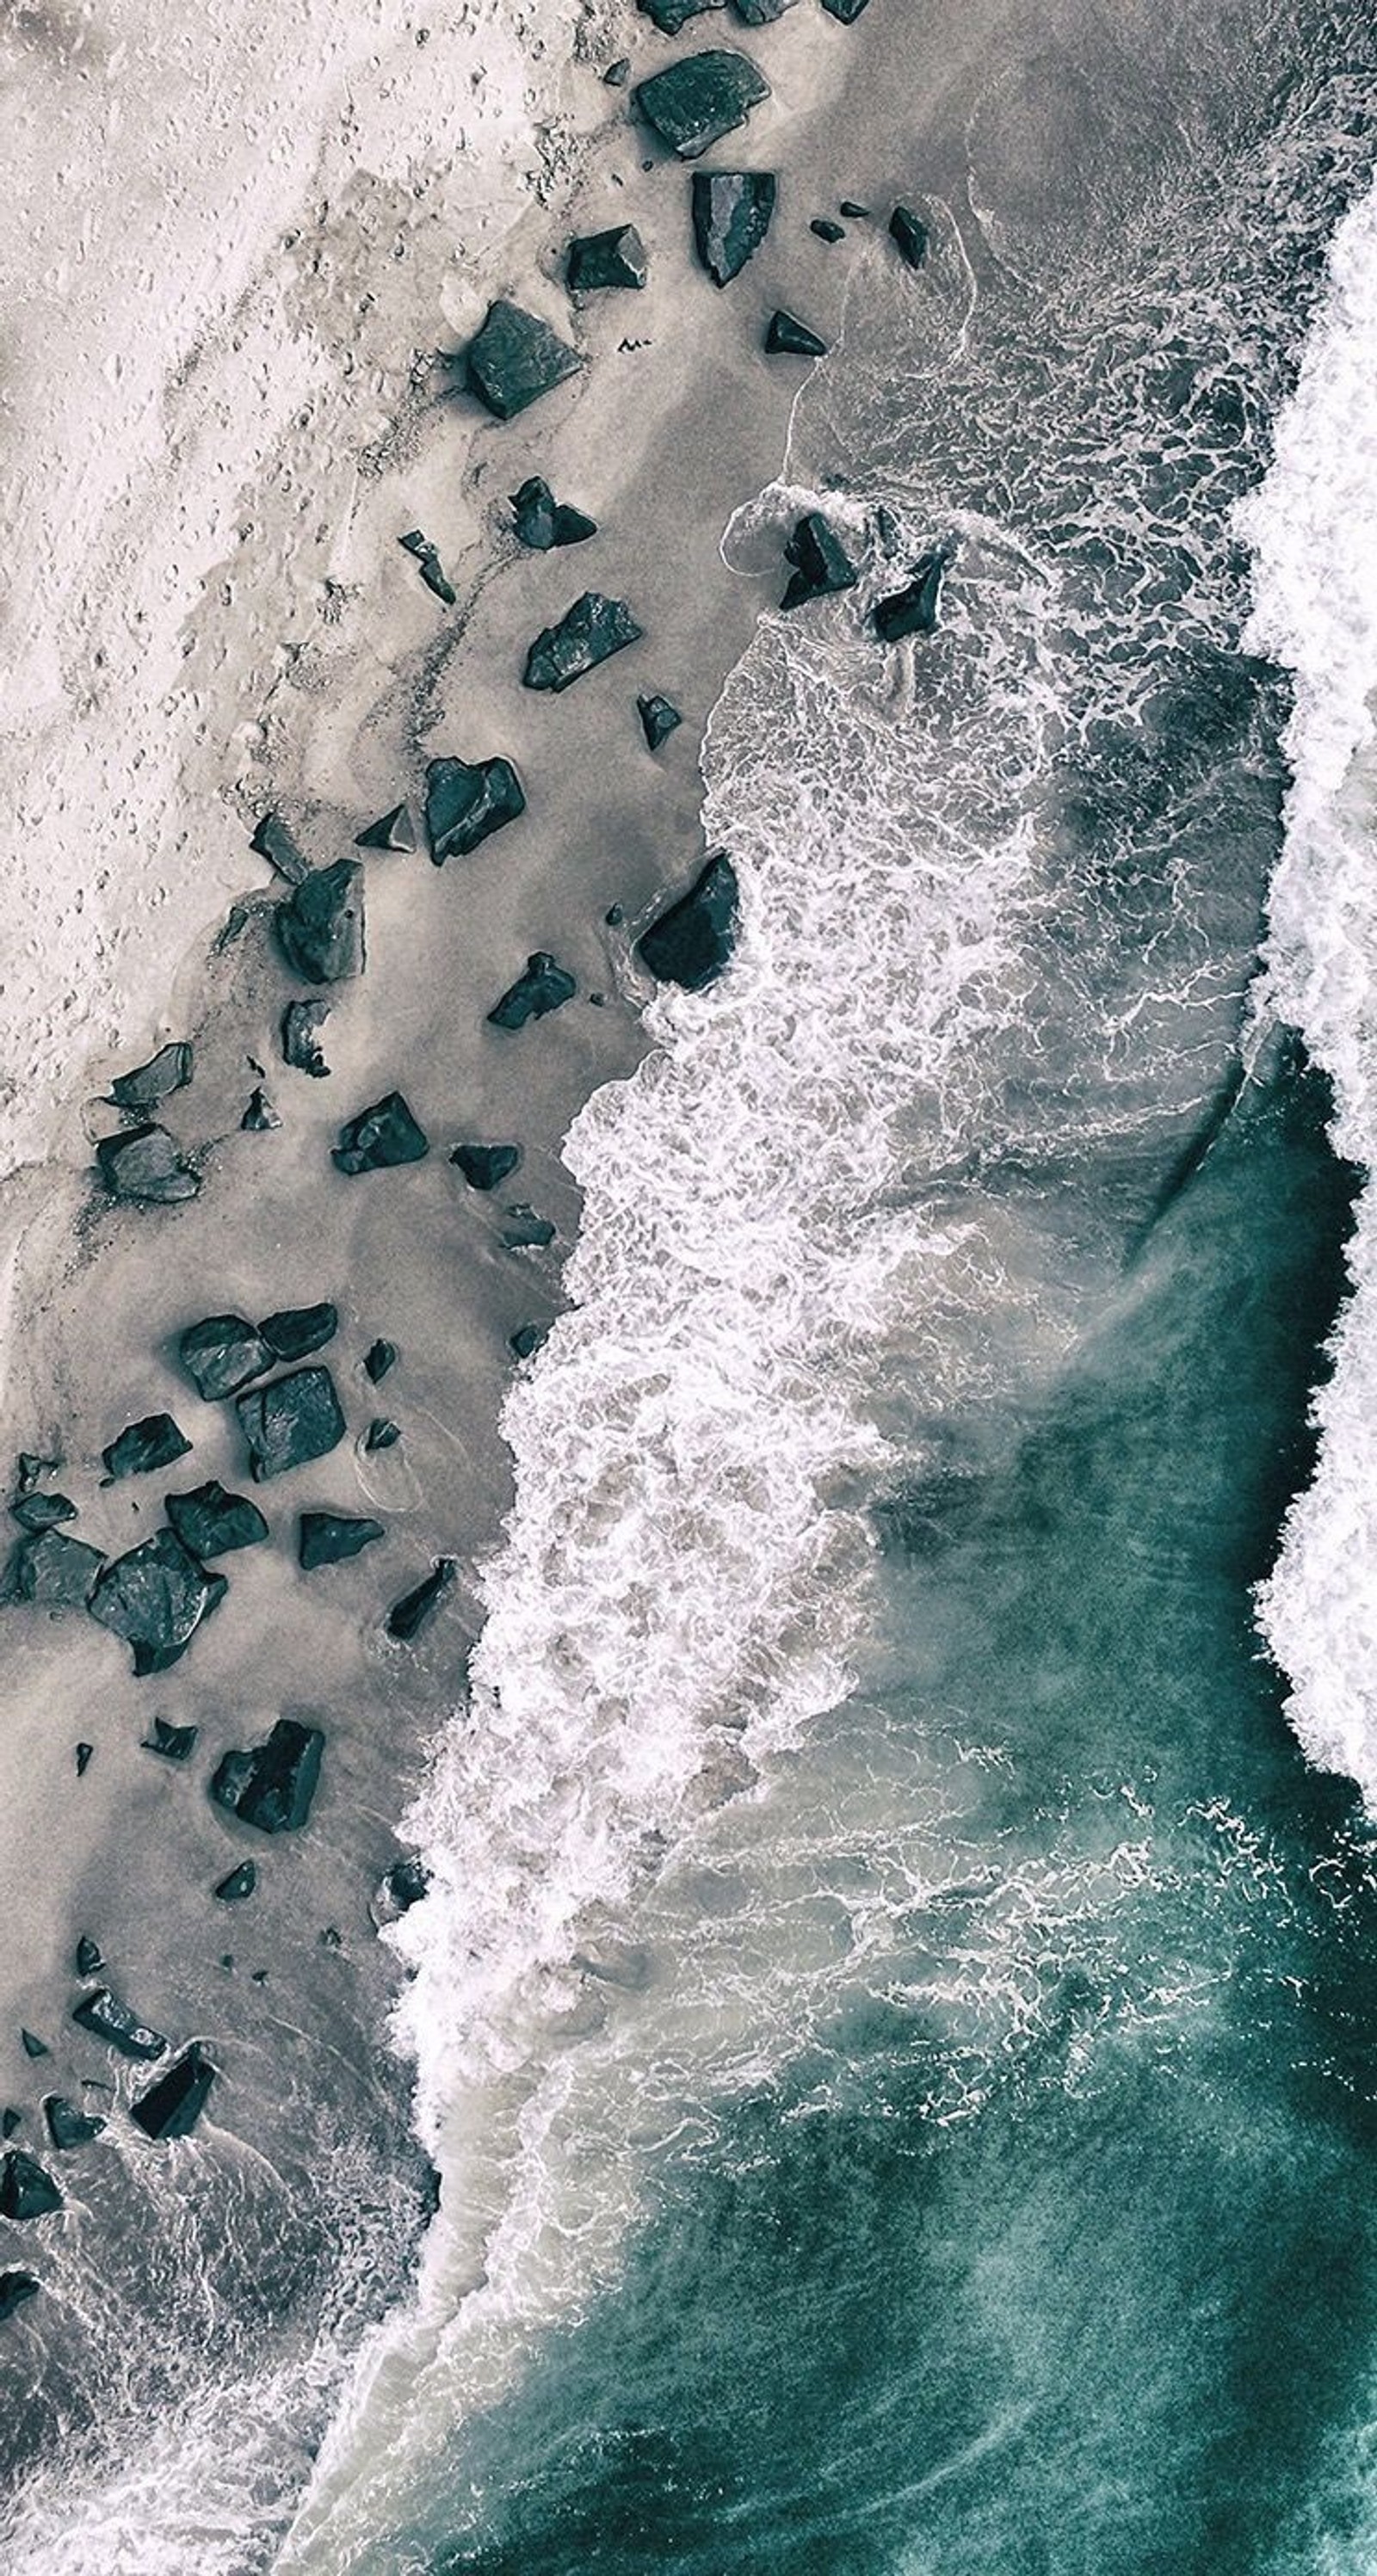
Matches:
[241,1086,281,1132]
[605,902,627,927]
[332,1094,429,1176]
[691,169,777,284]
[260,1303,338,1365]
[0,2271,40,2319]
[781,510,859,608]
[141,1717,200,1761]
[811,216,845,243]
[281,998,332,1079]
[466,299,582,421]
[45,2096,106,2151]
[386,1557,457,1642]
[13,1529,106,1607]
[250,812,311,885]
[299,1512,386,1570]
[20,2032,47,2061]
[108,1042,193,1111]
[509,1323,548,1360]
[0,2153,61,2220]
[1,2111,20,2138]
[424,755,527,864]
[355,803,417,854]
[820,0,868,17]
[214,1862,256,1901]
[889,203,928,268]
[365,1418,401,1452]
[509,478,598,551]
[180,1314,272,1401]
[373,1855,430,1925]
[15,1454,55,1498]
[764,308,826,357]
[450,1143,522,1191]
[211,1717,324,1833]
[638,0,723,25]
[732,0,793,17]
[164,1482,269,1560]
[523,593,642,693]
[103,1414,192,1481]
[638,692,682,749]
[399,529,456,606]
[275,859,366,984]
[72,1987,167,2061]
[502,1205,556,1249]
[603,54,631,83]
[839,198,869,218]
[10,1491,76,1532]
[96,1125,199,1205]
[634,49,769,158]
[567,223,648,291]
[75,1937,102,1978]
[131,2043,217,2141]
[487,953,577,1029]
[364,1339,398,1384]
[235,1367,346,1482]
[637,850,739,990]
[90,1529,226,1674]
[873,548,945,641]
[320,1925,343,1950]
[75,1743,93,1777]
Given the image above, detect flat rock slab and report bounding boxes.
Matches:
[333,1094,429,1175]
[211,1716,324,1833]
[781,510,859,608]
[450,1142,522,1191]
[131,2044,217,2141]
[108,1042,193,1111]
[235,1368,346,1482]
[874,550,945,640]
[103,1414,192,1481]
[180,1314,273,1401]
[0,2152,61,2221]
[510,478,597,551]
[386,1556,457,1642]
[72,1987,168,2062]
[638,851,740,990]
[260,1303,338,1364]
[567,223,648,291]
[90,1528,227,1675]
[466,299,583,420]
[635,49,770,158]
[299,1511,386,1570]
[424,756,527,864]
[488,953,577,1030]
[692,169,777,284]
[522,593,643,693]
[96,1124,199,1205]
[275,859,366,983]
[281,998,332,1078]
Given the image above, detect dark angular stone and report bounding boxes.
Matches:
[235,1368,346,1482]
[374,1854,431,1924]
[275,859,366,983]
[108,1042,193,1111]
[355,802,417,854]
[386,1557,457,1642]
[45,2097,106,2150]
[488,953,577,1029]
[72,1987,167,2061]
[466,299,582,421]
[0,2271,39,2319]
[13,1528,106,1606]
[20,2032,47,2061]
[603,54,631,83]
[96,1125,199,1205]
[509,1323,548,1360]
[250,812,311,885]
[215,1862,256,1901]
[211,1717,324,1833]
[522,593,643,693]
[781,510,859,609]
[260,1303,338,1365]
[873,549,946,641]
[732,0,792,17]
[820,0,868,17]
[141,1717,200,1761]
[91,1530,226,1677]
[638,692,682,749]
[399,528,456,606]
[502,1205,556,1249]
[567,223,648,291]
[180,1314,272,1401]
[164,1483,269,1561]
[1,2111,21,2138]
[131,2043,218,2141]
[364,1339,398,1384]
[424,755,527,864]
[450,1142,522,1191]
[75,1743,94,1777]
[10,1491,77,1533]
[889,203,929,268]
[635,48,769,158]
[281,998,332,1079]
[692,169,777,284]
[811,216,845,243]
[241,1086,281,1132]
[764,308,826,357]
[75,1936,102,1978]
[509,478,598,551]
[332,1094,429,1176]
[0,2153,60,2220]
[103,1414,192,1481]
[299,1512,386,1570]
[637,851,739,990]
[839,198,869,218]
[15,1454,55,1498]
[638,0,723,25]
[365,1418,400,1452]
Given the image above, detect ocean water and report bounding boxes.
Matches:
[6,0,1377,2567]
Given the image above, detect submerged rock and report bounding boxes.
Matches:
[487,953,577,1029]
[0,2153,61,2221]
[509,477,598,551]
[637,850,739,991]
[235,1368,346,1482]
[873,549,945,641]
[634,49,769,158]
[732,0,792,17]
[638,692,682,749]
[75,1936,103,1979]
[141,1717,200,1761]
[603,53,631,83]
[332,1094,429,1175]
[103,1414,192,1481]
[355,803,417,854]
[72,1987,168,2062]
[502,1205,556,1249]
[399,528,456,607]
[0,2271,40,2319]
[211,1717,324,1833]
[241,1087,281,1132]
[810,216,844,243]
[13,1528,106,1606]
[889,203,929,268]
[214,1862,256,1901]
[365,1417,400,1452]
[374,1855,431,1923]
[466,299,582,421]
[108,1042,193,1112]
[450,1142,522,1191]
[820,0,868,17]
[764,307,826,356]
[90,1530,227,1675]
[96,1125,199,1205]
[509,1323,548,1360]
[14,1454,55,1498]
[781,510,859,608]
[839,198,870,218]
[692,169,777,284]
[250,812,311,885]
[299,1512,385,1570]
[281,998,332,1079]
[9,1492,77,1533]
[637,0,723,25]
[386,1557,457,1642]
[260,1303,338,1365]
[44,2097,106,2151]
[522,593,643,693]
[180,1314,272,1401]
[275,859,366,984]
[364,1338,398,1384]
[567,223,648,290]
[20,2032,47,2061]
[424,755,527,864]
[131,2044,217,2142]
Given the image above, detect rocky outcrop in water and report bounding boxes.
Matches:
[131,2044,217,2140]
[211,1717,324,1833]
[180,1314,272,1402]
[635,50,769,158]
[638,693,682,749]
[9,1491,76,1533]
[424,756,527,863]
[509,477,598,551]
[386,1556,457,1642]
[450,1143,522,1190]
[96,1125,199,1205]
[466,299,582,419]
[692,169,777,283]
[260,1303,337,1365]
[0,2271,40,2319]
[355,803,417,854]
[567,224,648,291]
[0,2153,61,2221]
[44,2097,106,2150]
[781,510,859,608]
[889,204,928,268]
[332,1094,429,1175]
[637,851,740,990]
[299,1512,385,1570]
[637,0,723,28]
[488,954,577,1029]
[275,860,366,984]
[235,1369,346,1481]
[141,1718,200,1762]
[108,1043,193,1111]
[90,1529,227,1674]
[522,594,643,693]
[764,308,826,356]
[873,550,945,640]
[72,1987,168,2061]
